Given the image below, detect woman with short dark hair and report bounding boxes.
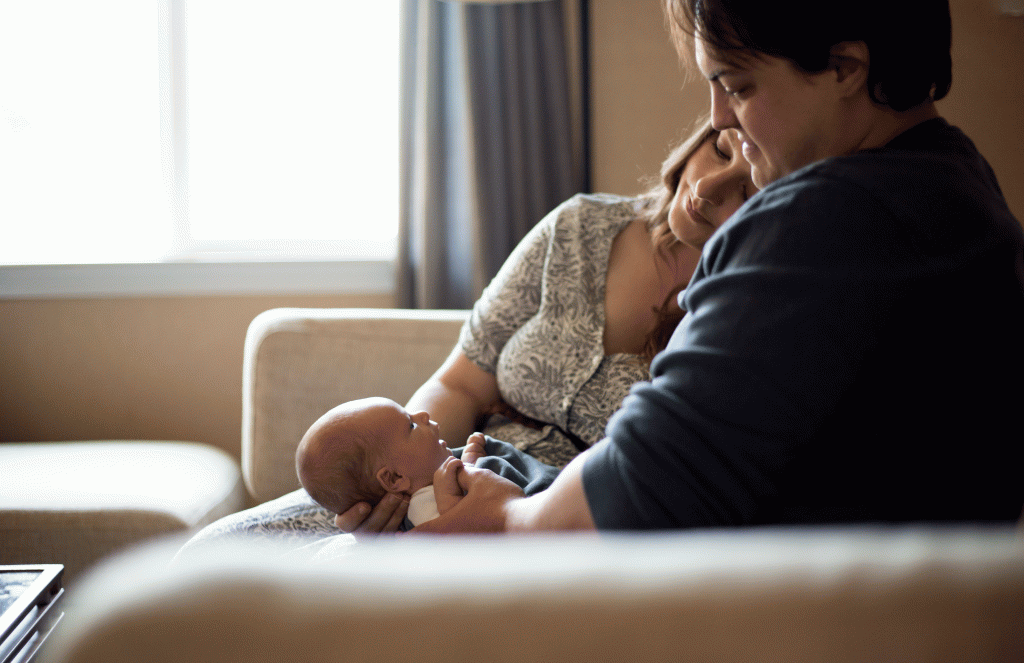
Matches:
[410,0,1024,534]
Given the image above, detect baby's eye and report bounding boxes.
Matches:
[714,143,729,160]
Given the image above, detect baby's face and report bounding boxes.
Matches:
[360,398,452,492]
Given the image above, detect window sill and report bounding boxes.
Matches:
[0,259,395,299]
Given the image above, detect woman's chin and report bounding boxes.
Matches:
[670,223,710,249]
[749,159,779,189]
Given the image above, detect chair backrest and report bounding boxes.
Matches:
[241,308,469,504]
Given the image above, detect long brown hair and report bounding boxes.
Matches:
[639,114,715,256]
[638,115,716,359]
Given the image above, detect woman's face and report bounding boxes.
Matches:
[669,129,756,249]
[694,38,845,189]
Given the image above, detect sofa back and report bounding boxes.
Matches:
[42,528,1024,663]
[242,308,468,503]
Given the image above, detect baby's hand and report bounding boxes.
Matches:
[461,432,487,466]
[433,455,465,515]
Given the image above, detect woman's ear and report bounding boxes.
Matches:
[828,41,870,97]
[376,466,411,495]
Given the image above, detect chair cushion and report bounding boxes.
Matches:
[0,441,246,582]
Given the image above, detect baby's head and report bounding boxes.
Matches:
[295,397,452,515]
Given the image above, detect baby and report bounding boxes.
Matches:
[296,397,558,527]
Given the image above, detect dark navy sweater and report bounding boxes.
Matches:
[584,119,1024,529]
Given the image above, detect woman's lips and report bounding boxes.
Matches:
[686,197,712,228]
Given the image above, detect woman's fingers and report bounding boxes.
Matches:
[379,494,410,532]
[434,456,466,514]
[410,465,524,534]
[435,456,464,494]
[334,492,409,535]
[333,503,370,532]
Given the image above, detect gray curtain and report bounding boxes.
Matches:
[398,0,584,309]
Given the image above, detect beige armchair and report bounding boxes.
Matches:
[1,442,245,584]
[241,307,469,505]
[37,308,1024,663]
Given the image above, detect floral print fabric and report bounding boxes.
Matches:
[177,193,654,549]
[461,193,652,468]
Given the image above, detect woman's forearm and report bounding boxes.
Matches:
[406,350,501,448]
[412,447,598,534]
[506,449,597,532]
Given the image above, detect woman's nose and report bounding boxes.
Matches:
[694,164,746,205]
[710,88,738,132]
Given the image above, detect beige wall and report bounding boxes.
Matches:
[0,294,392,457]
[939,0,1024,220]
[590,0,704,196]
[2,0,1022,461]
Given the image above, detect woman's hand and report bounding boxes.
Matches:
[333,492,409,536]
[410,464,525,534]
[431,432,489,516]
[413,448,598,534]
[433,455,467,515]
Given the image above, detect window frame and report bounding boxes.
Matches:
[0,260,393,299]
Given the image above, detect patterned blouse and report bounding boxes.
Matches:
[176,193,658,550]
[461,193,653,468]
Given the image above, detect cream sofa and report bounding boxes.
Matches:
[38,308,1024,663]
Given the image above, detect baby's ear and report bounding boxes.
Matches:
[376,466,410,495]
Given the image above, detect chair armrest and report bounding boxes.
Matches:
[241,308,469,504]
[42,528,1024,663]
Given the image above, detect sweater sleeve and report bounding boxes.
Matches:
[582,175,900,530]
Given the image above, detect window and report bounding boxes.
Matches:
[2,2,168,265]
[184,0,399,260]
[1,1,398,295]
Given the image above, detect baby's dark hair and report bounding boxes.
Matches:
[297,424,388,516]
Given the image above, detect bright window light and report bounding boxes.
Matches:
[0,2,168,265]
[186,0,399,255]
[0,1,399,266]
